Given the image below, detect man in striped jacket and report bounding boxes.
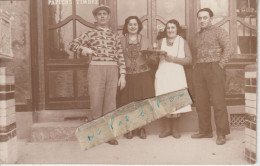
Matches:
[69,5,126,145]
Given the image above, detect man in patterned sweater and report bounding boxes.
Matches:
[191,8,233,145]
[69,5,126,145]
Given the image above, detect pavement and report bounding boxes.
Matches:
[16,128,248,164]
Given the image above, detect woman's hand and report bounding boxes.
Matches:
[159,55,166,61]
[164,54,174,62]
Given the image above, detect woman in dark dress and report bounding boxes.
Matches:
[118,16,155,139]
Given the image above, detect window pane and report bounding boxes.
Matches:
[76,0,100,24]
[157,0,186,25]
[48,0,72,25]
[200,0,229,24]
[220,21,229,33]
[76,21,96,37]
[48,22,74,59]
[237,22,257,55]
[117,0,147,26]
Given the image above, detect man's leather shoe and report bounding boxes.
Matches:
[138,128,147,139]
[191,133,213,138]
[159,130,172,138]
[107,139,118,145]
[172,130,181,139]
[124,131,134,139]
[216,135,226,145]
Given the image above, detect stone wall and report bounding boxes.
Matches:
[244,64,257,164]
[0,0,31,104]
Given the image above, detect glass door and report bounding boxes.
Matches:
[44,0,106,109]
[199,0,257,105]
[115,0,189,46]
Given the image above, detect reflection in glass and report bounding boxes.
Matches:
[225,69,245,95]
[236,0,257,18]
[237,22,257,54]
[200,0,229,24]
[49,22,74,59]
[157,0,186,25]
[236,0,257,55]
[117,0,147,26]
[48,2,72,25]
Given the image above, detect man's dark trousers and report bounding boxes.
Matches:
[192,62,230,136]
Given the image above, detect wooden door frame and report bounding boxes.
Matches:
[33,0,46,111]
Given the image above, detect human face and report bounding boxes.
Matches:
[95,10,110,27]
[166,23,177,39]
[197,11,212,29]
[127,19,139,34]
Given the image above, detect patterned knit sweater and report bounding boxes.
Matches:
[193,25,233,68]
[69,27,126,75]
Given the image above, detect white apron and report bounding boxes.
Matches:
[155,36,191,114]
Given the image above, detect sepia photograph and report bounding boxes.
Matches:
[0,0,258,164]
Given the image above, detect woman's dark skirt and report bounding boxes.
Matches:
[117,70,155,107]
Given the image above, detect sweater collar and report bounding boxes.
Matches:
[199,24,214,33]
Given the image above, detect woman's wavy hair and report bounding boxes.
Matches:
[157,19,183,40]
[122,16,143,35]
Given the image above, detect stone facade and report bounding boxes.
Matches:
[244,64,257,164]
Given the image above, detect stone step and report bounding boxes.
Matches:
[30,106,244,142]
[30,110,200,142]
[30,120,84,142]
[36,109,92,122]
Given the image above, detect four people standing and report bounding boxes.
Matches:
[69,5,231,145]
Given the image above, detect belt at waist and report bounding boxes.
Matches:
[89,61,117,66]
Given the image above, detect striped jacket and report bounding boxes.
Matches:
[69,27,126,75]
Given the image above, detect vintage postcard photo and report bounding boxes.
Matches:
[0,0,258,164]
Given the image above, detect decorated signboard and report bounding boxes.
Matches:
[0,9,12,60]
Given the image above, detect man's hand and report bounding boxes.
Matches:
[118,74,126,90]
[81,47,93,59]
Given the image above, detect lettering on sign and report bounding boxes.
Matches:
[48,0,99,5]
[76,89,192,150]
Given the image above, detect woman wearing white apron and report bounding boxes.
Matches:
[155,19,192,138]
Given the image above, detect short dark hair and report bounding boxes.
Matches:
[157,19,182,40]
[197,8,214,17]
[122,16,143,35]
